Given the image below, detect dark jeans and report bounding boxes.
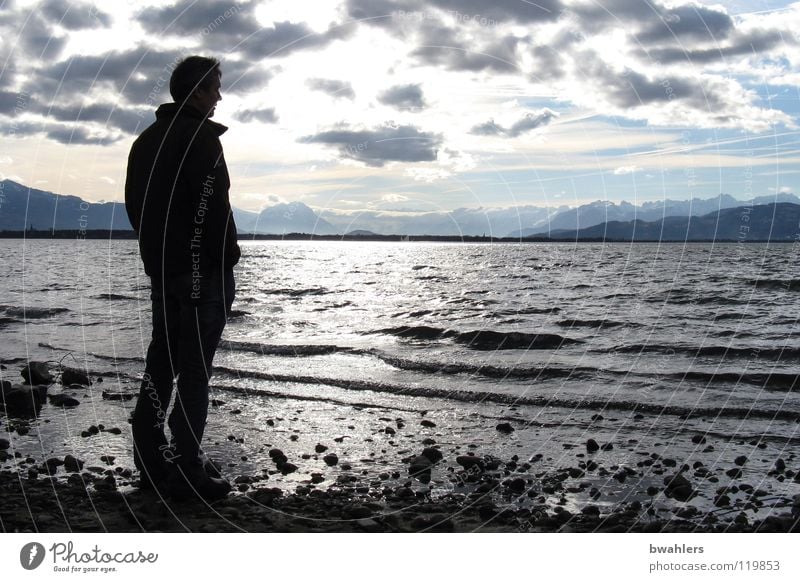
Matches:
[132,268,234,480]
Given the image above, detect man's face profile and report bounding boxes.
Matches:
[192,72,222,118]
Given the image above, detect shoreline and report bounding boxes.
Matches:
[1,468,797,533]
[2,368,799,533]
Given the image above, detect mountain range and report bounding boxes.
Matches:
[1,178,798,240]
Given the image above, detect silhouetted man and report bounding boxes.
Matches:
[125,55,240,500]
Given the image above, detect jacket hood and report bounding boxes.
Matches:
[155,102,228,136]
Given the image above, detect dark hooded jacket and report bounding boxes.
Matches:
[125,102,240,280]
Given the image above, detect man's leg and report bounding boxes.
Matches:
[168,270,229,469]
[132,279,180,487]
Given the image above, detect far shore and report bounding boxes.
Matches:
[0,230,792,243]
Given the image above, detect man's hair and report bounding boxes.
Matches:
[169,56,221,103]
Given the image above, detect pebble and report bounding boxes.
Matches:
[734,455,748,466]
[420,448,443,463]
[63,455,84,473]
[49,394,80,407]
[420,420,436,428]
[456,455,485,471]
[315,444,328,453]
[691,434,706,444]
[61,367,90,386]
[496,422,514,434]
[586,439,599,452]
[323,454,339,466]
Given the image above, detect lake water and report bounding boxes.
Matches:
[1,239,799,509]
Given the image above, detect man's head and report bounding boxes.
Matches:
[170,56,222,118]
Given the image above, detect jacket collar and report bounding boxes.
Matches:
[155,102,228,136]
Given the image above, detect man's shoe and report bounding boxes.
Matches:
[136,462,171,493]
[199,451,223,478]
[165,463,231,502]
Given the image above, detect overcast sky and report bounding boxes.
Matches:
[2,0,800,212]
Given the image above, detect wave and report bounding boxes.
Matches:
[747,278,800,291]
[673,370,799,390]
[261,287,330,297]
[92,293,138,301]
[222,340,352,357]
[0,305,69,319]
[557,319,627,329]
[367,326,578,349]
[612,343,800,362]
[211,366,800,422]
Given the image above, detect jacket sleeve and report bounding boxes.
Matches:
[181,127,240,270]
[124,144,142,234]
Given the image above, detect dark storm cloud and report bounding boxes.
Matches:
[38,0,112,30]
[306,78,356,100]
[234,107,278,123]
[299,124,442,167]
[470,109,556,138]
[378,83,426,110]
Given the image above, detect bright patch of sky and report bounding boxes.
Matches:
[2,0,800,211]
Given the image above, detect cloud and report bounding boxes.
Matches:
[234,107,279,124]
[644,28,790,65]
[636,2,734,43]
[569,0,732,42]
[5,8,67,60]
[137,1,354,60]
[347,0,562,24]
[299,123,443,167]
[221,60,278,95]
[378,83,426,110]
[46,126,120,146]
[306,78,356,100]
[470,108,557,137]
[426,0,563,23]
[38,0,112,30]
[613,165,642,175]
[29,102,149,135]
[31,47,185,106]
[411,22,524,73]
[0,115,121,145]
